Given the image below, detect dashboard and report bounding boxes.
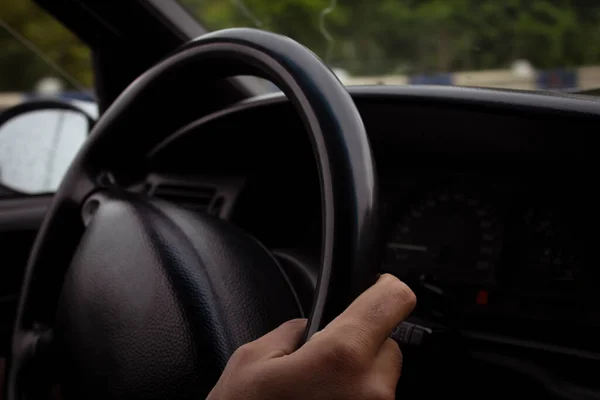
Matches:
[142,86,593,355]
[380,173,591,344]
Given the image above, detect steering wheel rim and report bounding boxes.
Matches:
[6,28,379,399]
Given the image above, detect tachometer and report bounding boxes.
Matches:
[502,203,591,324]
[522,207,581,285]
[383,188,502,287]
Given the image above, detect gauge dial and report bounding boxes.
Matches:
[501,204,591,324]
[522,207,581,285]
[383,188,502,287]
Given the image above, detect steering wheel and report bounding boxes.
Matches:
[5,28,378,400]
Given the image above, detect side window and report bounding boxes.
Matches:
[0,1,96,195]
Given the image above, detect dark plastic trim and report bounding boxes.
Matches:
[142,0,206,39]
[0,197,52,231]
[150,84,600,157]
[347,85,600,115]
[143,173,245,219]
[464,331,600,361]
[243,84,600,115]
[141,0,265,99]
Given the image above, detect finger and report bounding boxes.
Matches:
[363,338,402,400]
[251,318,307,359]
[375,338,403,383]
[319,274,416,352]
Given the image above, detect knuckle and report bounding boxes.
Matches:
[322,335,366,372]
[230,342,257,365]
[384,275,417,310]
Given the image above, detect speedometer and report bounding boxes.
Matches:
[522,207,581,284]
[382,188,502,287]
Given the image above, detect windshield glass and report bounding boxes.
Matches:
[179,0,600,93]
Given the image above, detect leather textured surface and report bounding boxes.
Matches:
[55,194,301,400]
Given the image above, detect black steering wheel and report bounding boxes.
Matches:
[5,28,378,400]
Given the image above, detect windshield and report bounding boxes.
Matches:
[179,0,600,93]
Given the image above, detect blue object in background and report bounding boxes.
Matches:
[58,90,95,101]
[409,73,453,85]
[23,90,95,102]
[536,69,577,90]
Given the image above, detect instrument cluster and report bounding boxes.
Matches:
[380,176,591,329]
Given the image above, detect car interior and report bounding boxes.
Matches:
[0,1,594,399]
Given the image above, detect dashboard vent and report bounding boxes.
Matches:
[150,183,222,215]
[143,174,245,219]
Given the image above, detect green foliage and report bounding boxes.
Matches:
[181,0,600,75]
[3,0,600,92]
[0,1,91,92]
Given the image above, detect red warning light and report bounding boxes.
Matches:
[476,290,489,305]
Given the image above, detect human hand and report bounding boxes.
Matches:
[207,273,416,400]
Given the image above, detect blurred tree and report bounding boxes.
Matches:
[0,1,91,92]
[181,0,600,75]
[3,0,600,91]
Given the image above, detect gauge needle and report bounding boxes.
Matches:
[387,243,429,252]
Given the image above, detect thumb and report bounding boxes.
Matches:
[251,318,307,359]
